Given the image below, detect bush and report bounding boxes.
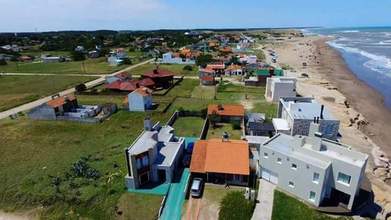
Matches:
[71,50,85,61]
[232,120,241,130]
[183,65,193,71]
[219,191,254,220]
[75,83,87,92]
[196,54,213,66]
[122,58,132,65]
[0,59,7,65]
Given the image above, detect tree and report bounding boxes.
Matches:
[0,59,7,65]
[196,54,213,66]
[75,83,87,92]
[71,50,85,61]
[122,58,132,65]
[183,65,193,71]
[219,191,254,220]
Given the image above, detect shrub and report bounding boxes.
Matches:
[71,158,101,180]
[219,191,254,220]
[231,120,241,130]
[183,65,193,71]
[0,59,7,65]
[75,83,87,92]
[122,58,132,65]
[71,50,85,61]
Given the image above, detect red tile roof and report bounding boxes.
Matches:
[201,76,215,81]
[207,104,245,117]
[139,78,155,87]
[143,69,175,78]
[190,139,249,175]
[114,72,130,80]
[105,79,155,92]
[47,94,76,108]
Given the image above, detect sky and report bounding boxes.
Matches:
[1,0,391,32]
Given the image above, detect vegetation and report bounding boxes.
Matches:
[116,193,162,220]
[196,54,213,67]
[219,191,254,220]
[131,63,198,76]
[0,57,130,74]
[0,75,96,112]
[0,111,169,219]
[172,116,204,137]
[207,122,242,139]
[71,50,86,61]
[272,190,352,220]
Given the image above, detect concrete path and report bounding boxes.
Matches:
[251,179,276,220]
[0,59,153,120]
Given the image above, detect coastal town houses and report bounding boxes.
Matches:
[273,97,340,140]
[255,67,284,85]
[207,104,245,123]
[199,68,216,86]
[142,68,174,89]
[105,78,155,92]
[256,122,369,210]
[126,87,153,112]
[157,52,196,65]
[124,118,185,189]
[224,64,244,76]
[265,76,297,102]
[190,138,250,186]
[108,48,128,66]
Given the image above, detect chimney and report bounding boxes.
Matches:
[144,117,153,131]
[320,105,324,120]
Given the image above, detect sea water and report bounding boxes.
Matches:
[303,27,391,109]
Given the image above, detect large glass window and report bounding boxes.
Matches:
[337,172,351,185]
[309,191,316,202]
[291,163,297,170]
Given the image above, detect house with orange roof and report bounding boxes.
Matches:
[225,64,244,76]
[208,104,245,122]
[199,68,216,86]
[190,138,250,186]
[126,87,153,112]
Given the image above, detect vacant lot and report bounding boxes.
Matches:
[130,63,198,76]
[272,190,352,220]
[0,58,129,74]
[0,75,96,112]
[0,110,170,219]
[191,85,216,99]
[172,116,205,137]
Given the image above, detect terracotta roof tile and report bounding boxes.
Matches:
[143,69,174,78]
[207,104,245,117]
[190,139,249,175]
[47,94,76,108]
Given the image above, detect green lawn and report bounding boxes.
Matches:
[0,75,97,112]
[0,110,170,219]
[172,116,205,137]
[207,122,243,139]
[191,85,216,99]
[116,193,162,220]
[272,190,352,220]
[130,63,198,76]
[0,57,129,74]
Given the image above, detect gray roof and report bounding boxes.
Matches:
[156,141,183,167]
[247,113,266,123]
[263,133,367,168]
[128,130,158,155]
[281,100,336,120]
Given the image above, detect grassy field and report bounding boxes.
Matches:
[272,190,352,220]
[172,116,205,137]
[207,123,243,139]
[0,110,170,219]
[0,57,129,74]
[191,85,216,99]
[130,63,198,76]
[0,75,97,112]
[116,193,162,220]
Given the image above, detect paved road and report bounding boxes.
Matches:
[0,59,153,120]
[251,179,276,220]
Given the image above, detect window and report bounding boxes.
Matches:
[309,191,316,202]
[313,172,320,184]
[288,181,295,188]
[277,157,282,164]
[291,163,297,170]
[264,152,268,158]
[337,172,351,185]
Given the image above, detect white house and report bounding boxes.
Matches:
[265,77,297,102]
[158,52,195,65]
[127,87,153,112]
[108,48,128,66]
[240,55,257,64]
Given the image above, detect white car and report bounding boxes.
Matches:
[191,178,204,198]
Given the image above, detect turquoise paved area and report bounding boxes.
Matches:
[160,168,190,220]
[127,183,170,196]
[184,136,198,151]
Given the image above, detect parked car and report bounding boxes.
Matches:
[191,178,204,198]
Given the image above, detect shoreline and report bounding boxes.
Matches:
[314,37,391,157]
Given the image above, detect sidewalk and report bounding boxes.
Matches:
[251,179,276,220]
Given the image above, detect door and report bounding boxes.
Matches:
[261,168,278,184]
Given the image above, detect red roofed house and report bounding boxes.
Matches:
[199,68,216,86]
[106,72,132,84]
[206,63,225,76]
[207,104,245,122]
[190,138,250,186]
[105,78,155,92]
[142,68,174,89]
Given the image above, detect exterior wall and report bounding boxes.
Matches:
[271,82,296,102]
[291,119,340,140]
[28,104,56,120]
[259,145,329,207]
[128,93,147,112]
[160,52,196,65]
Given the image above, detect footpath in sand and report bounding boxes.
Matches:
[262,35,391,216]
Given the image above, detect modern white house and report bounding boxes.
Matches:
[273,97,340,140]
[265,77,297,102]
[127,87,153,112]
[157,52,195,65]
[124,118,185,189]
[108,48,128,66]
[255,122,368,210]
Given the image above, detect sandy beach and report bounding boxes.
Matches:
[262,35,391,215]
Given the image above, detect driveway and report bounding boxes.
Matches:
[251,179,276,220]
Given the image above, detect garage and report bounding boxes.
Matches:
[261,168,278,184]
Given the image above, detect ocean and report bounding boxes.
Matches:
[302,27,391,109]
